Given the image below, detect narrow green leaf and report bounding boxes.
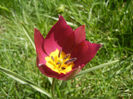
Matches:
[0,5,10,12]
[76,60,119,77]
[0,66,52,98]
[43,14,77,27]
[48,77,53,85]
[22,25,36,50]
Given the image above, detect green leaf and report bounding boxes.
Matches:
[76,60,119,77]
[22,25,36,50]
[48,77,53,85]
[0,5,10,12]
[43,14,77,27]
[0,66,52,98]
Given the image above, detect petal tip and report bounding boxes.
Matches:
[99,43,103,49]
[58,15,63,19]
[82,25,85,28]
[94,43,102,51]
[58,15,66,23]
[34,28,38,32]
[80,25,85,30]
[34,28,40,35]
[58,14,61,17]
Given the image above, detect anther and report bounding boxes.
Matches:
[64,53,71,60]
[61,67,66,70]
[56,62,61,68]
[56,62,61,65]
[64,58,77,64]
[51,56,54,61]
[58,49,62,58]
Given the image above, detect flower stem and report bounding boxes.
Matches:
[51,78,56,99]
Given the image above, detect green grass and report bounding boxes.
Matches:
[0,0,133,98]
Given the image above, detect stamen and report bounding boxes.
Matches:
[51,56,54,61]
[61,67,66,70]
[45,49,75,74]
[64,58,77,64]
[56,62,61,68]
[64,53,71,60]
[58,49,62,58]
[48,61,55,66]
[56,62,61,65]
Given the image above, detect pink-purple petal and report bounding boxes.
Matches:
[45,16,75,53]
[43,32,61,55]
[74,25,86,44]
[71,41,101,69]
[34,28,47,64]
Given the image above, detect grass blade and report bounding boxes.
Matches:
[0,5,10,12]
[0,66,52,98]
[76,60,119,77]
[22,25,36,50]
[43,15,77,27]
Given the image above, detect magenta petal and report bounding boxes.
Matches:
[46,16,75,53]
[43,32,61,55]
[47,16,73,38]
[34,28,47,64]
[74,25,86,44]
[71,41,101,68]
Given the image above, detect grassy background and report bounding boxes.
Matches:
[0,0,133,98]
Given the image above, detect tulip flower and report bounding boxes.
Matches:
[34,16,101,80]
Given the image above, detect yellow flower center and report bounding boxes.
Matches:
[45,49,77,74]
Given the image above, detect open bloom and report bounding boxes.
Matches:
[34,16,101,80]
